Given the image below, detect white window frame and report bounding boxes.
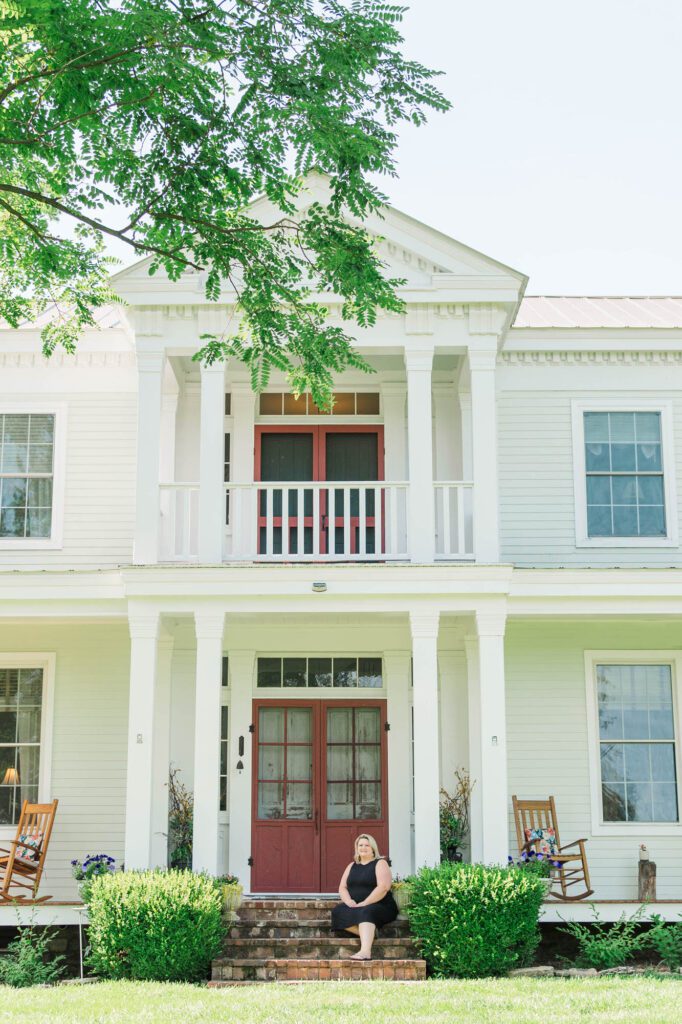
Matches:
[0,653,55,839]
[571,400,678,548]
[584,650,682,837]
[0,403,67,550]
[252,653,387,696]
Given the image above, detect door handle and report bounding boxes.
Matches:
[314,809,319,834]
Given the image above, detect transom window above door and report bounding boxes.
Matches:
[259,392,380,416]
[257,656,383,689]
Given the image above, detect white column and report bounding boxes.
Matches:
[405,347,435,563]
[133,349,165,564]
[198,362,226,563]
[468,341,500,563]
[380,383,407,480]
[474,608,508,865]
[231,383,257,559]
[227,650,255,889]
[124,608,160,869]
[385,650,412,877]
[459,391,472,481]
[464,634,483,863]
[192,612,225,874]
[410,610,441,868]
[151,629,174,867]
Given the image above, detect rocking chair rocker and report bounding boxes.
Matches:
[0,799,58,903]
[512,795,594,901]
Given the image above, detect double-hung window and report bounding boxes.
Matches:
[0,657,53,827]
[572,402,677,546]
[586,653,681,833]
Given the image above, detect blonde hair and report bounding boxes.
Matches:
[353,834,381,863]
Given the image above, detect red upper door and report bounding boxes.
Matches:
[255,426,384,556]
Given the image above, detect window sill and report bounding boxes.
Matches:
[575,536,678,548]
[591,822,682,838]
[0,537,62,550]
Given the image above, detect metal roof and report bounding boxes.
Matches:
[514,296,682,329]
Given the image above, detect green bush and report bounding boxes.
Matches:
[0,925,65,987]
[86,870,225,982]
[648,915,682,971]
[558,905,649,970]
[407,861,546,978]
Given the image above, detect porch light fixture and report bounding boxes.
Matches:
[2,767,18,786]
[312,582,327,593]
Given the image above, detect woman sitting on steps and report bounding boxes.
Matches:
[330,833,398,960]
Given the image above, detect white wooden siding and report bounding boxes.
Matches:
[498,383,682,566]
[0,390,137,567]
[506,619,682,899]
[0,623,129,901]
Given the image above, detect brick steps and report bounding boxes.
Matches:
[210,957,426,982]
[230,918,409,940]
[211,898,425,983]
[220,937,419,960]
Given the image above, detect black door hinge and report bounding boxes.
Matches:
[248,856,254,867]
[249,724,255,733]
[384,722,391,731]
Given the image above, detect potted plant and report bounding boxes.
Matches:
[166,766,193,869]
[71,853,116,903]
[216,873,243,916]
[440,769,474,862]
[507,850,559,896]
[391,874,412,914]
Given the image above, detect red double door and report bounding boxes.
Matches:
[251,699,389,893]
[255,426,384,557]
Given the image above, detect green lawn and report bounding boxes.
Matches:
[0,978,680,1024]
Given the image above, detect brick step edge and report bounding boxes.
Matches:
[229,922,410,939]
[211,958,426,982]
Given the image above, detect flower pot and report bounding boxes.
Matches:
[392,886,410,914]
[538,877,554,897]
[443,845,463,863]
[222,883,243,917]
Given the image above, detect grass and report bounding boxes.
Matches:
[0,978,680,1024]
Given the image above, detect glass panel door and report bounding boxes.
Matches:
[256,706,313,820]
[326,706,382,820]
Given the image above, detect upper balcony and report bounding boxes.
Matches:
[133,341,502,567]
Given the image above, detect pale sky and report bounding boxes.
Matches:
[384,0,682,295]
[110,0,682,297]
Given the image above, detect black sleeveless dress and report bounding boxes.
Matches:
[331,858,398,930]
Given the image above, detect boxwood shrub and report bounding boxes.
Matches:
[407,861,546,978]
[87,870,225,981]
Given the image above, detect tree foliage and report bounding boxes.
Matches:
[0,0,448,403]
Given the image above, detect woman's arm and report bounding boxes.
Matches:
[338,862,357,907]
[355,859,392,907]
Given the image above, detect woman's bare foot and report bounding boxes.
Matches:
[350,952,371,960]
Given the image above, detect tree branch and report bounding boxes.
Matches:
[0,182,203,270]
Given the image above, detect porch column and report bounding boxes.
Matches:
[467,339,500,563]
[231,383,257,559]
[192,612,225,874]
[124,608,160,868]
[384,651,412,878]
[150,629,174,867]
[473,608,508,865]
[198,362,226,563]
[133,347,165,564]
[464,634,483,863]
[227,650,256,888]
[405,347,435,562]
[410,610,441,868]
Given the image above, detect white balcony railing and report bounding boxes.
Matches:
[228,481,409,561]
[159,480,474,562]
[434,482,475,559]
[159,482,199,561]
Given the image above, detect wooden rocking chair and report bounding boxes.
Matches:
[512,795,593,901]
[0,799,58,903]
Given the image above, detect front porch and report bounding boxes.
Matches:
[2,580,682,918]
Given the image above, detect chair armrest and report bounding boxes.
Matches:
[559,839,588,852]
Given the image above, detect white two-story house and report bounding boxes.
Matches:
[2,176,682,919]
